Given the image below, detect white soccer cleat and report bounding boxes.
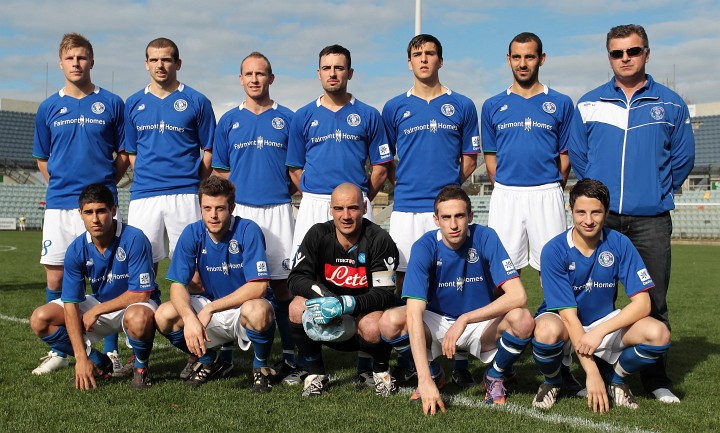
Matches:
[373,370,398,397]
[652,388,680,404]
[608,382,639,410]
[107,351,123,376]
[32,351,69,375]
[533,383,561,409]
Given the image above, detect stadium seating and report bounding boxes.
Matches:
[0,111,37,168]
[693,115,720,166]
[0,184,131,230]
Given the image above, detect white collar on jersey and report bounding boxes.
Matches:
[315,95,356,107]
[144,83,185,94]
[505,84,549,96]
[239,101,278,111]
[566,227,605,249]
[59,86,100,98]
[405,87,452,97]
[85,220,123,244]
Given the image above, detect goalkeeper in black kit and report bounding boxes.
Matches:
[287,182,399,398]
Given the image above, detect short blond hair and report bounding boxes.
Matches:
[59,33,93,60]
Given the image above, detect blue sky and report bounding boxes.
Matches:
[1,0,718,116]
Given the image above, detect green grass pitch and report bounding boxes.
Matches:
[0,230,718,432]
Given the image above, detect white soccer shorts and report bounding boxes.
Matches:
[51,296,157,344]
[389,211,436,272]
[189,295,273,351]
[40,208,124,265]
[128,194,200,263]
[234,203,295,280]
[488,182,566,271]
[424,310,498,363]
[291,192,374,256]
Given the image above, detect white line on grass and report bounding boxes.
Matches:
[0,313,29,324]
[0,313,655,432]
[397,388,657,433]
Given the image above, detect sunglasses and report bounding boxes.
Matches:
[608,46,647,59]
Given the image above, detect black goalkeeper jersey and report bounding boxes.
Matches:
[288,219,399,315]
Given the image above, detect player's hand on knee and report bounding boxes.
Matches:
[184,319,210,357]
[305,296,356,324]
[577,330,603,356]
[442,321,465,359]
[197,307,213,328]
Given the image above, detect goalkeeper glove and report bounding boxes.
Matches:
[305,296,356,324]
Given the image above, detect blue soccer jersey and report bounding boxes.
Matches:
[212,102,293,206]
[61,223,160,304]
[402,225,519,319]
[166,216,270,300]
[541,227,655,326]
[383,89,480,212]
[33,87,124,209]
[481,86,574,186]
[123,84,216,200]
[286,97,393,194]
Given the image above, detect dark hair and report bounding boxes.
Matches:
[569,179,610,211]
[78,183,114,209]
[318,44,351,69]
[434,185,471,215]
[407,34,443,60]
[199,176,236,208]
[59,33,93,61]
[146,37,180,61]
[241,51,273,75]
[606,24,649,50]
[509,32,543,57]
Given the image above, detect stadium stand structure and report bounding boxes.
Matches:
[0,110,41,184]
[0,184,131,230]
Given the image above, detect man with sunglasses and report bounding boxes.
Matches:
[569,24,695,404]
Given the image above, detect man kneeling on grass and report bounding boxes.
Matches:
[30,183,159,390]
[382,185,534,415]
[155,176,277,392]
[287,182,400,398]
[531,179,671,411]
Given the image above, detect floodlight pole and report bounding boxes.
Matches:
[415,0,422,35]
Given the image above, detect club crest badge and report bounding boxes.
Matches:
[441,104,455,116]
[347,113,361,127]
[466,248,479,263]
[358,253,366,264]
[542,102,556,114]
[598,251,614,267]
[228,239,239,254]
[115,247,126,262]
[91,102,105,114]
[650,106,665,121]
[272,117,285,129]
[232,122,240,129]
[174,99,188,112]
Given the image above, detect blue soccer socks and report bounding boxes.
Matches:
[40,326,73,357]
[611,343,671,384]
[488,331,531,379]
[128,335,154,368]
[246,323,276,369]
[532,339,565,385]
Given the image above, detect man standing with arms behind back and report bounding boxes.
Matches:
[570,24,695,404]
[212,51,299,381]
[124,37,216,274]
[381,34,480,388]
[32,33,129,375]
